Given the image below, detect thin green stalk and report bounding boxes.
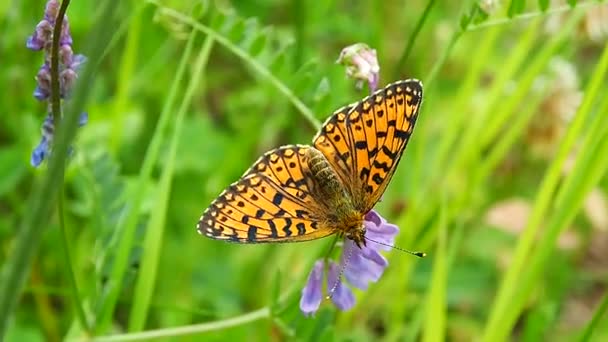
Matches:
[422,199,447,342]
[474,84,547,181]
[128,34,215,332]
[467,0,598,31]
[94,30,198,333]
[148,0,320,129]
[482,25,608,341]
[58,186,90,332]
[0,0,112,336]
[49,0,69,124]
[422,24,503,191]
[424,30,461,89]
[406,9,577,260]
[109,1,143,151]
[579,292,608,342]
[401,18,538,237]
[393,0,436,75]
[452,18,541,170]
[555,88,608,207]
[495,119,608,341]
[89,308,270,342]
[424,0,480,88]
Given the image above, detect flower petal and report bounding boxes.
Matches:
[340,240,386,290]
[300,260,325,317]
[327,261,355,311]
[31,136,50,167]
[364,210,399,251]
[364,210,383,226]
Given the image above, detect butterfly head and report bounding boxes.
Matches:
[345,223,366,248]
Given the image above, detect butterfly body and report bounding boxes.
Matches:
[305,147,366,245]
[198,80,423,247]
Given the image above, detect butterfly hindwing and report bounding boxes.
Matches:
[198,145,336,243]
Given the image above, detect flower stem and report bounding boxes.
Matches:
[58,180,90,332]
[50,0,70,124]
[91,308,271,342]
[393,0,436,75]
[0,0,111,337]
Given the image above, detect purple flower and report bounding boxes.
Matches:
[299,210,399,316]
[28,0,87,167]
[300,260,324,317]
[31,112,89,167]
[327,261,355,310]
[337,43,380,93]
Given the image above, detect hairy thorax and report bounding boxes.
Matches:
[306,148,367,247]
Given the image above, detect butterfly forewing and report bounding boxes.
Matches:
[313,79,423,212]
[198,145,337,243]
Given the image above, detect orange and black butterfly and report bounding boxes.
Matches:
[197,79,423,247]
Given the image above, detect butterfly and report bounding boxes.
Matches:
[197,79,423,248]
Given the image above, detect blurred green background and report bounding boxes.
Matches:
[1,0,607,341]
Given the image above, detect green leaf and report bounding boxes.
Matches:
[579,293,608,342]
[0,147,27,197]
[507,0,526,17]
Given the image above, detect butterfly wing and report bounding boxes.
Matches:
[197,145,337,243]
[313,79,423,212]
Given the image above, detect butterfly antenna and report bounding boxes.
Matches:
[326,244,355,300]
[364,236,426,258]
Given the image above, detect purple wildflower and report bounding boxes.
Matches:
[27,0,87,167]
[31,112,89,167]
[299,210,400,316]
[299,261,324,317]
[337,43,380,93]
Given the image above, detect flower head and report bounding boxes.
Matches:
[299,210,400,316]
[337,43,380,92]
[28,0,87,167]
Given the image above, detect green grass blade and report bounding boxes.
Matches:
[0,1,114,337]
[90,308,270,342]
[109,3,143,152]
[579,292,608,342]
[94,26,198,334]
[127,34,215,332]
[508,0,527,17]
[482,22,608,341]
[422,200,447,342]
[394,0,437,75]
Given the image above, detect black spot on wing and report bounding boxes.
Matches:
[247,226,257,242]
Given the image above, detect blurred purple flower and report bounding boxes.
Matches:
[299,210,399,316]
[337,43,380,93]
[31,113,89,167]
[27,0,87,167]
[300,260,324,317]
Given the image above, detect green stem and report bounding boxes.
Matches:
[49,0,70,124]
[0,0,112,337]
[468,0,598,31]
[94,27,198,333]
[58,183,90,332]
[394,0,436,75]
[148,0,320,129]
[424,30,461,89]
[579,292,608,342]
[109,2,143,152]
[128,33,215,332]
[91,308,270,342]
